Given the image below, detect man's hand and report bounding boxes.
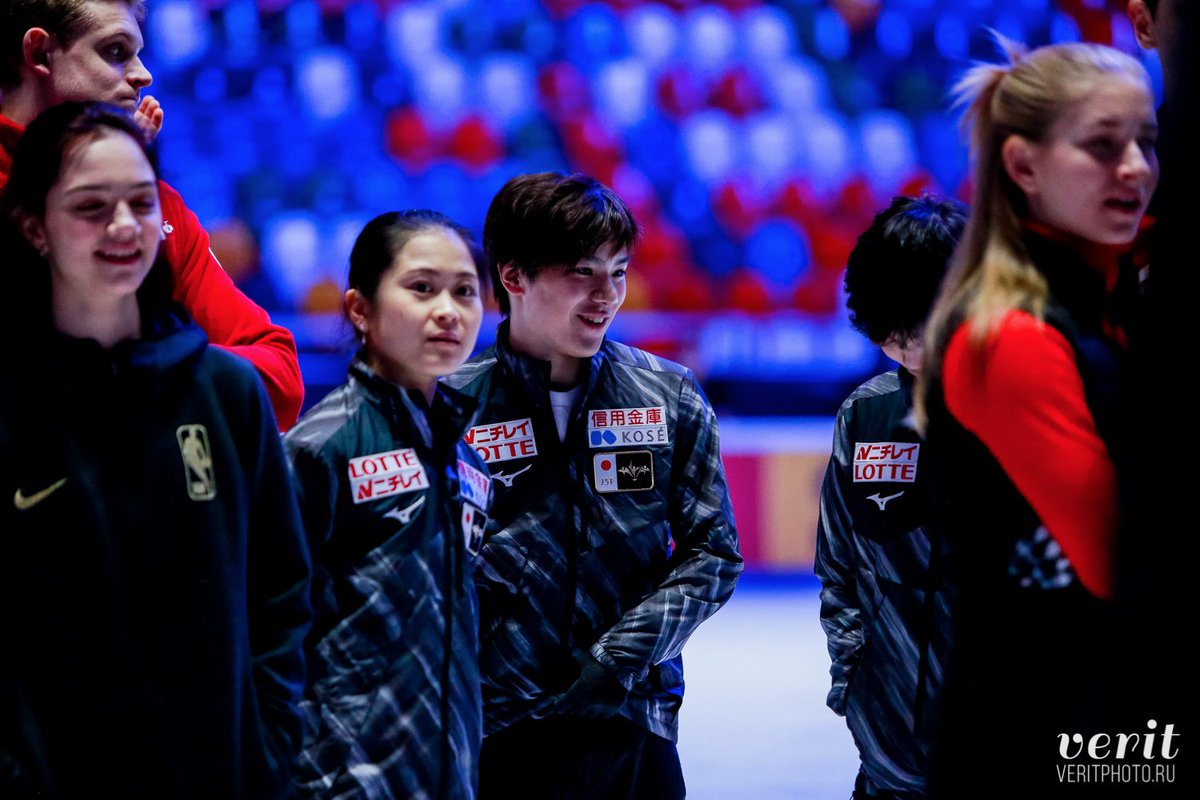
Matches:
[549,653,629,720]
[134,96,164,141]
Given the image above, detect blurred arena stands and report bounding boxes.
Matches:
[148,1,1151,393]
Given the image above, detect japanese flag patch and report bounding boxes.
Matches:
[462,503,487,555]
[853,442,920,483]
[348,448,428,504]
[594,450,655,493]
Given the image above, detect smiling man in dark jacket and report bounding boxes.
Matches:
[446,172,742,799]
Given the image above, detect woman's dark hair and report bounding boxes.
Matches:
[0,101,172,317]
[844,195,967,344]
[347,209,488,306]
[482,172,639,315]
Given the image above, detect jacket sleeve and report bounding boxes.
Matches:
[589,374,744,689]
[813,401,863,716]
[244,376,313,797]
[159,181,304,430]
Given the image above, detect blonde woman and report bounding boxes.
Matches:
[917,39,1157,794]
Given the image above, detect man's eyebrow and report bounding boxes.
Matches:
[63,181,157,194]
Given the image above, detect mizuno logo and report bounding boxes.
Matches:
[384,496,426,525]
[867,491,904,510]
[492,464,532,487]
[14,478,67,511]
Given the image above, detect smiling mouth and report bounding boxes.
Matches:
[1104,197,1143,213]
[97,250,142,265]
[579,314,608,328]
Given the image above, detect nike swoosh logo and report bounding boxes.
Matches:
[14,478,68,511]
[383,496,425,525]
[867,491,904,510]
[493,464,531,487]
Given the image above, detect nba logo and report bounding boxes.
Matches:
[176,424,216,501]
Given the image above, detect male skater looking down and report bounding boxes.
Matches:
[815,196,965,800]
[0,0,303,427]
[446,172,742,799]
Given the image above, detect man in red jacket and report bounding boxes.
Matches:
[0,0,303,428]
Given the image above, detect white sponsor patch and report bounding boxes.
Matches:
[587,406,669,448]
[853,442,919,483]
[348,448,428,504]
[458,459,491,508]
[465,418,538,464]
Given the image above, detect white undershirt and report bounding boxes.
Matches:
[549,386,584,441]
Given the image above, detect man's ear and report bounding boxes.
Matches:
[1127,0,1158,51]
[498,262,525,298]
[1001,134,1040,197]
[22,28,55,79]
[344,288,371,338]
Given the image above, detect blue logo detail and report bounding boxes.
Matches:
[591,431,603,446]
[603,430,618,444]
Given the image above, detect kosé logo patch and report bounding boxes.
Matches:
[853,442,919,483]
[348,448,428,504]
[594,450,655,493]
[588,407,669,448]
[176,424,215,501]
[458,459,491,508]
[465,418,538,464]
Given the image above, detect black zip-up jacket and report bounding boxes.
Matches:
[923,231,1133,796]
[815,368,951,796]
[285,358,492,799]
[445,323,742,742]
[0,307,311,799]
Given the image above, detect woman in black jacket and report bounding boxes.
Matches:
[284,210,492,799]
[0,103,311,799]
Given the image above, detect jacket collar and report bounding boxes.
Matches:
[493,319,608,409]
[1,113,24,184]
[349,354,479,453]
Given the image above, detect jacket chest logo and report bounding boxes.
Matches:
[588,406,669,447]
[348,448,428,504]
[853,441,919,483]
[457,459,491,507]
[465,418,537,463]
[177,424,216,501]
[594,450,655,493]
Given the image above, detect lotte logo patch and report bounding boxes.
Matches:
[594,450,655,493]
[852,441,919,483]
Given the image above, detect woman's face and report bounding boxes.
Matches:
[25,130,161,308]
[348,227,484,397]
[1009,76,1159,245]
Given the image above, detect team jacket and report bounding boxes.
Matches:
[814,369,951,796]
[284,358,492,800]
[0,307,311,799]
[444,323,743,742]
[0,113,303,429]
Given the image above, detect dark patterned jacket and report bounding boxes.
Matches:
[285,359,492,800]
[445,324,742,742]
[815,369,950,796]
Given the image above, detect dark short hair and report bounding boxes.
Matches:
[0,0,146,91]
[482,172,639,315]
[347,208,487,305]
[843,195,966,345]
[1145,0,1159,16]
[0,101,170,321]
